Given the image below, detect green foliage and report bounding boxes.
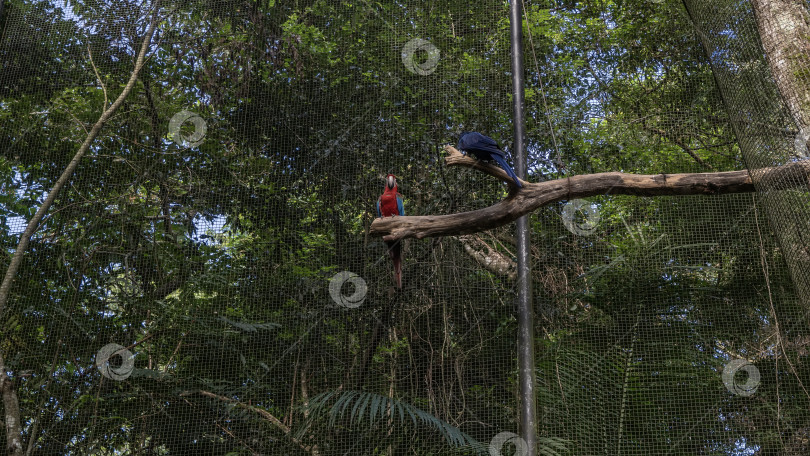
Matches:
[0,0,806,454]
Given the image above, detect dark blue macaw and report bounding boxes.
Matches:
[457,131,522,188]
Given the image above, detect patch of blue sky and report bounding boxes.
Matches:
[190,213,228,245]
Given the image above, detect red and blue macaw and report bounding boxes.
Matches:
[376,173,405,289]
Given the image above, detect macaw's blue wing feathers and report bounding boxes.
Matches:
[458,131,498,152]
[473,132,499,149]
[376,198,382,218]
[396,195,404,216]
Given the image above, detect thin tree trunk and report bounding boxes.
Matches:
[386,334,397,456]
[0,352,22,456]
[616,308,641,455]
[0,6,161,455]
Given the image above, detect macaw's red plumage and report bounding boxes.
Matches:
[376,174,405,289]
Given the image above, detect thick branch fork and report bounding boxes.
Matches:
[370,146,808,241]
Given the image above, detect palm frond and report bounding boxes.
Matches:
[294,390,485,452]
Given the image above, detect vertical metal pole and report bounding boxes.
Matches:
[509,0,537,454]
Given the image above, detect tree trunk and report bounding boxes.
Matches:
[0,353,22,456]
[751,0,810,133]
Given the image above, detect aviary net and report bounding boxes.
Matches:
[0,0,808,455]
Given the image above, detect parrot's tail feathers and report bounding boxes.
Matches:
[390,241,403,289]
[492,155,522,188]
[394,257,402,289]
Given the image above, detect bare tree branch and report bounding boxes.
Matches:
[87,42,109,108]
[458,235,517,280]
[182,390,319,455]
[644,125,713,170]
[368,146,808,242]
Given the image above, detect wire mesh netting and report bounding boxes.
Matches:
[1,0,810,454]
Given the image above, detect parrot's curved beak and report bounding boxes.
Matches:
[387,175,396,189]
